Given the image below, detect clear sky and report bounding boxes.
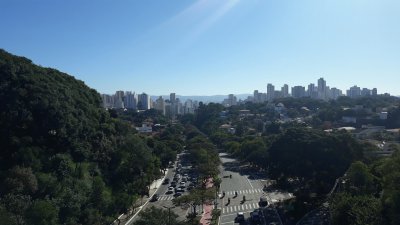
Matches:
[1,0,399,95]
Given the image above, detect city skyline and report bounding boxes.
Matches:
[1,1,400,95]
[102,77,387,115]
[102,77,386,100]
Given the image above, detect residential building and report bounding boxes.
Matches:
[154,96,165,115]
[281,84,289,97]
[317,77,326,100]
[267,83,275,101]
[138,93,151,110]
[347,86,361,98]
[291,86,306,98]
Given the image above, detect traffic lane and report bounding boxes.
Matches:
[220,166,253,192]
[219,153,264,225]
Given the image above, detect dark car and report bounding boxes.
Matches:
[235,212,245,223]
[173,192,182,197]
[150,194,159,202]
[163,178,170,185]
[250,209,262,223]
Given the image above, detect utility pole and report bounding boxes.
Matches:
[163,205,175,225]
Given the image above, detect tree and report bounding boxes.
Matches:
[331,193,382,225]
[26,200,58,225]
[346,161,376,195]
[133,206,186,225]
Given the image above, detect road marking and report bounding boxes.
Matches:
[220,222,235,225]
[246,176,254,189]
[221,209,256,217]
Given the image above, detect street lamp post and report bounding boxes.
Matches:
[163,205,175,225]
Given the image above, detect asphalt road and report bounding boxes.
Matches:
[126,152,193,224]
[217,152,291,225]
[218,153,268,225]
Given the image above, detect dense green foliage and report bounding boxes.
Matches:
[133,206,187,225]
[184,97,400,224]
[0,50,181,224]
[331,151,400,225]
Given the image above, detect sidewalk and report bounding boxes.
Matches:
[199,178,214,225]
[112,176,165,225]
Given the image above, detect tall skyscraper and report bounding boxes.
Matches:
[307,83,317,98]
[114,90,125,108]
[228,94,237,106]
[281,84,289,97]
[101,94,114,108]
[372,88,378,96]
[124,91,137,109]
[330,88,342,100]
[317,78,326,100]
[170,93,176,103]
[138,93,150,110]
[154,96,165,115]
[267,83,275,101]
[253,90,260,103]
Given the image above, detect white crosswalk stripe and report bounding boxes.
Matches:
[158,195,174,201]
[222,203,260,214]
[222,189,263,197]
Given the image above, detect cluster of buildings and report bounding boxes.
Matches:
[101,78,382,116]
[247,78,378,103]
[101,92,198,118]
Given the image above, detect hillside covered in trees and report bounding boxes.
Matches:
[0,49,180,225]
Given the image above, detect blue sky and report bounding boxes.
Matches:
[1,0,399,95]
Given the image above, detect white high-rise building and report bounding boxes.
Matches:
[307,83,317,98]
[124,91,137,109]
[114,90,125,108]
[330,88,342,100]
[154,96,165,115]
[347,86,361,98]
[184,99,195,114]
[101,94,114,108]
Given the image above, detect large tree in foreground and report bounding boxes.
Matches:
[133,206,187,225]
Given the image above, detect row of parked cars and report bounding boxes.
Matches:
[235,208,263,224]
[164,153,199,198]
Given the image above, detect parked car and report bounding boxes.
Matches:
[250,209,262,223]
[235,212,245,222]
[166,187,174,194]
[163,178,170,185]
[173,192,182,197]
[175,188,185,193]
[150,194,159,202]
[259,196,269,207]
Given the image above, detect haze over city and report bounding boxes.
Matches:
[1,0,400,95]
